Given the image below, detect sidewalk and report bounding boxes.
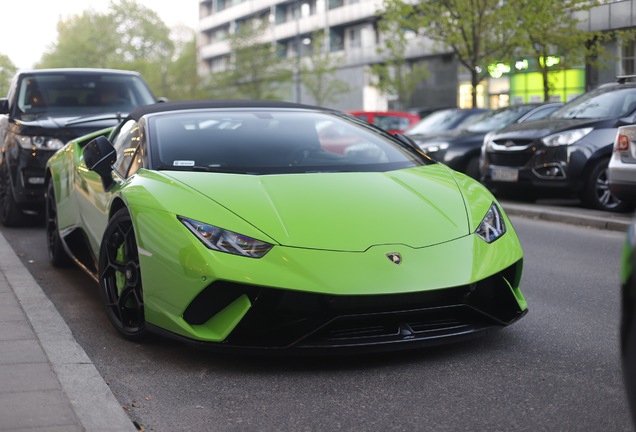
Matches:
[0,232,137,432]
[0,200,632,431]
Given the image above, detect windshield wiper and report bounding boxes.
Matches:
[65,113,124,126]
[156,164,259,174]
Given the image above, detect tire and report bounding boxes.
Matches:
[98,208,148,341]
[582,157,632,212]
[0,163,23,227]
[45,181,72,267]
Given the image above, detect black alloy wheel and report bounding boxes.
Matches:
[582,157,632,212]
[45,181,72,267]
[99,208,148,340]
[0,163,22,227]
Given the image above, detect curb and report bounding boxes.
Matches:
[0,232,137,432]
[501,201,633,232]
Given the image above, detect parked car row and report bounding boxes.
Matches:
[406,103,562,180]
[365,76,636,213]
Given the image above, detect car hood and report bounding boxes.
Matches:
[14,113,124,140]
[163,165,470,252]
[490,117,614,139]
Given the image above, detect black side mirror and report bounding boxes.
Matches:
[0,98,8,115]
[83,136,117,191]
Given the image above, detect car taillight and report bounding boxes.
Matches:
[616,134,630,152]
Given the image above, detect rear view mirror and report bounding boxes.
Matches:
[0,98,8,115]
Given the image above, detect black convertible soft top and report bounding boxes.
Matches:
[127,100,334,122]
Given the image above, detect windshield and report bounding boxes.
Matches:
[464,105,536,133]
[149,110,430,174]
[550,87,636,119]
[15,72,156,120]
[405,109,486,135]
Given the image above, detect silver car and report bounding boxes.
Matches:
[609,125,636,202]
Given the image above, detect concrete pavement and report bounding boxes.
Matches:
[0,231,137,432]
[0,199,632,431]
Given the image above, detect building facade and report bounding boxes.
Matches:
[197,0,636,111]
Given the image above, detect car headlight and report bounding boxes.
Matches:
[475,203,506,243]
[179,216,273,258]
[418,141,449,154]
[17,134,65,150]
[541,127,593,147]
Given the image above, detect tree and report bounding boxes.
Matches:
[371,10,428,110]
[513,0,600,101]
[36,0,175,96]
[300,30,350,107]
[379,0,520,107]
[163,29,206,100]
[0,55,17,97]
[205,21,292,100]
[37,10,119,69]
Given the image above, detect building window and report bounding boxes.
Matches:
[347,27,362,49]
[622,40,635,76]
[330,27,345,51]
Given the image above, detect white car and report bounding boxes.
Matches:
[609,125,636,203]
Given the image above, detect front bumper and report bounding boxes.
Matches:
[8,146,55,209]
[139,222,526,353]
[482,144,582,195]
[149,259,526,354]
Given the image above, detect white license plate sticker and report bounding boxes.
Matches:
[491,168,519,182]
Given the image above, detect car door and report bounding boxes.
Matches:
[76,119,140,255]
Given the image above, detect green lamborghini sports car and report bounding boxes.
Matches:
[45,100,527,353]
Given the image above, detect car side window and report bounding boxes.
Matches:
[112,119,141,178]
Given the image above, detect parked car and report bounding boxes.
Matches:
[408,106,453,119]
[404,108,491,140]
[0,68,158,226]
[609,124,636,203]
[621,222,636,425]
[411,103,562,179]
[481,78,636,212]
[45,100,527,352]
[348,110,420,134]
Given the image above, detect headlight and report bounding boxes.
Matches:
[419,141,449,154]
[475,203,506,243]
[17,134,65,150]
[179,216,273,258]
[541,127,593,147]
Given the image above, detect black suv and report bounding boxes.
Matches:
[0,68,158,225]
[481,77,636,212]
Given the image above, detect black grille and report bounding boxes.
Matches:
[491,138,534,147]
[488,152,533,168]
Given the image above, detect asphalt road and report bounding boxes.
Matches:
[1,214,631,432]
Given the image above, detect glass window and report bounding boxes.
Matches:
[112,119,142,177]
[15,72,155,119]
[148,110,431,174]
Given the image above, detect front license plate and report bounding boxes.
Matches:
[491,168,519,182]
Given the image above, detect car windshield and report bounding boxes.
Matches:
[550,87,636,119]
[15,72,156,120]
[464,105,536,133]
[149,110,429,174]
[406,109,484,135]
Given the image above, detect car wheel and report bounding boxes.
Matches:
[45,181,72,267]
[582,157,632,212]
[98,208,148,341]
[0,163,23,227]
